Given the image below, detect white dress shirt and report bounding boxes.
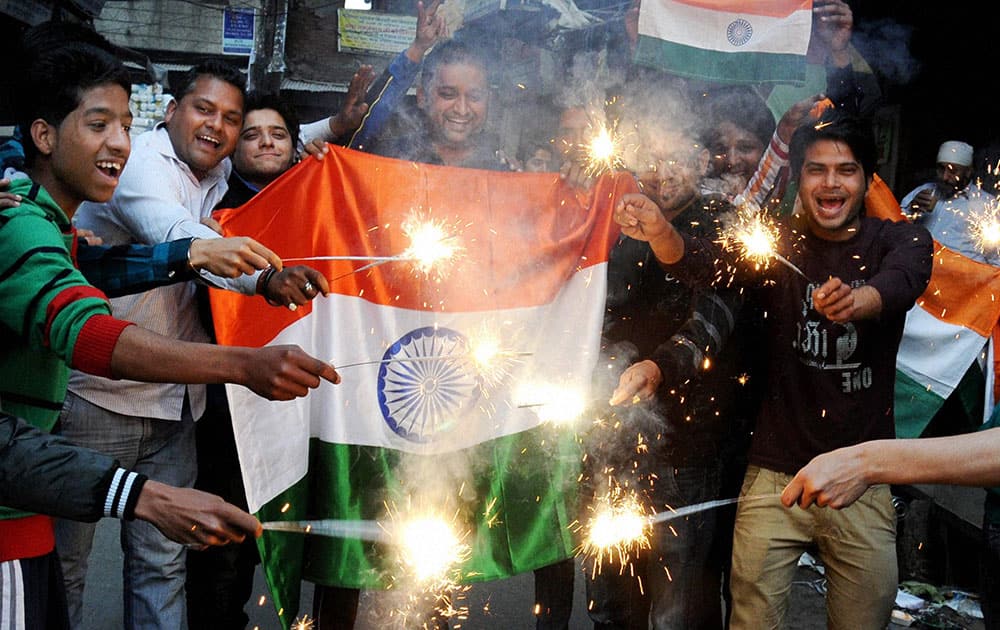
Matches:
[70,126,252,421]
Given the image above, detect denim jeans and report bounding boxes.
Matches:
[586,464,723,630]
[54,391,197,630]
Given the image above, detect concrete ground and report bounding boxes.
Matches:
[80,516,981,629]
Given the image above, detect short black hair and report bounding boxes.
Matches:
[172,59,246,104]
[789,108,877,182]
[704,86,775,148]
[16,42,131,167]
[419,39,493,93]
[244,91,301,152]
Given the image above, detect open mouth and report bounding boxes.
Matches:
[96,160,123,179]
[197,134,221,148]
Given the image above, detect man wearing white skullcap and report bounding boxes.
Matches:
[900,139,998,264]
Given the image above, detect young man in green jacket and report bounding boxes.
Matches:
[0,41,340,628]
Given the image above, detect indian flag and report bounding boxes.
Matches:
[866,176,1000,438]
[634,0,813,83]
[210,146,631,626]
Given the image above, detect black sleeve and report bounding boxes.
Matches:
[651,286,742,386]
[0,412,142,522]
[867,221,934,316]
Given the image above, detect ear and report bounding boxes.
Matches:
[30,119,56,158]
[164,98,178,125]
[416,86,426,110]
[694,146,710,177]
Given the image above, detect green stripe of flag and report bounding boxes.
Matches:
[256,424,582,627]
[634,34,806,84]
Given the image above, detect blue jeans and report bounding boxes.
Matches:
[54,391,197,630]
[586,464,723,630]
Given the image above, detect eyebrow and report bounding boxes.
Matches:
[82,106,132,119]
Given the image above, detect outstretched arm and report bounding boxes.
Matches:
[782,428,1000,509]
[106,324,340,401]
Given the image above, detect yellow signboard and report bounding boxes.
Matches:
[337,10,417,55]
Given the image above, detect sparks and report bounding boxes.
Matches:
[584,123,625,177]
[577,482,651,576]
[969,201,1000,257]
[402,215,460,275]
[723,202,810,280]
[515,383,587,425]
[396,515,470,585]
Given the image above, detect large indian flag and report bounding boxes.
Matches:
[634,0,813,83]
[865,176,1000,438]
[210,146,630,626]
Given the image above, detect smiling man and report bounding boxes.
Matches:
[60,61,331,629]
[379,39,505,169]
[613,109,933,630]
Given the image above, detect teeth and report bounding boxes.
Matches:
[197,135,220,146]
[96,161,121,171]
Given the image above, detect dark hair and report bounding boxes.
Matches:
[172,59,246,104]
[517,139,554,164]
[244,91,301,152]
[704,86,775,148]
[16,42,131,167]
[419,39,493,93]
[789,108,877,182]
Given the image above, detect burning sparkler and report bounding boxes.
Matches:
[577,482,652,577]
[514,382,588,425]
[583,122,625,178]
[395,515,470,584]
[724,202,810,281]
[401,214,461,275]
[969,201,1000,257]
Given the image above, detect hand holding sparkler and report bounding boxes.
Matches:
[258,265,330,311]
[811,276,883,324]
[614,193,685,264]
[608,360,662,406]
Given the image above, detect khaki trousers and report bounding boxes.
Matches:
[729,465,898,630]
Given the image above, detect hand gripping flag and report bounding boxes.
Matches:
[634,0,813,84]
[210,146,631,626]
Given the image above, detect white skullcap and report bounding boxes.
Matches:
[937,141,974,167]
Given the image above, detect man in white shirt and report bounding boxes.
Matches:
[901,140,999,265]
[56,60,334,629]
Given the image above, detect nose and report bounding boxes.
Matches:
[260,131,275,147]
[453,95,470,115]
[108,124,130,154]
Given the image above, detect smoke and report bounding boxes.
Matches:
[851,18,921,85]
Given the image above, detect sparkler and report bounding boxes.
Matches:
[401,215,461,275]
[583,122,625,178]
[724,202,811,281]
[577,482,652,577]
[395,515,470,584]
[333,350,532,371]
[514,383,587,425]
[969,201,1000,257]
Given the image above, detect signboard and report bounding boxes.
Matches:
[223,7,255,56]
[337,9,416,55]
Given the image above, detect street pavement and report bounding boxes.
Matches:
[79,517,941,629]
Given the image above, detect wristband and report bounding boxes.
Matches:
[187,238,200,272]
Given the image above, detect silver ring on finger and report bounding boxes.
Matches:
[303,281,314,294]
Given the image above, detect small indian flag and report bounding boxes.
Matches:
[635,0,813,83]
[210,146,632,627]
[866,176,1000,438]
